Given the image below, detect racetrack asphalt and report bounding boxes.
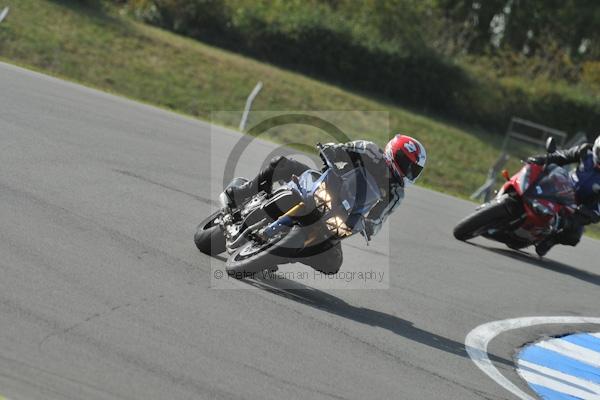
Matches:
[0,61,599,400]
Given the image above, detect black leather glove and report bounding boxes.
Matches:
[527,156,546,165]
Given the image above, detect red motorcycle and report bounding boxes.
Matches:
[454,138,577,250]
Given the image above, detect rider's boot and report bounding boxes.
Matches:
[535,237,556,257]
[219,156,310,210]
[219,161,276,209]
[219,179,260,210]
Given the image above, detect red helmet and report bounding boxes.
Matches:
[384,134,427,185]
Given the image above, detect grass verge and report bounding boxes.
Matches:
[1,0,598,239]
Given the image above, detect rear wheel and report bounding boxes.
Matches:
[194,211,226,255]
[453,195,519,241]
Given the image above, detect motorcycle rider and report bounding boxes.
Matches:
[528,135,600,256]
[220,134,427,273]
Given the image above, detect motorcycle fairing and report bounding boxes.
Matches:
[495,163,576,243]
[260,164,382,240]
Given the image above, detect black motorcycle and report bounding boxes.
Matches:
[194,145,383,276]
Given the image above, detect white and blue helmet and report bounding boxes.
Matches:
[594,135,600,167]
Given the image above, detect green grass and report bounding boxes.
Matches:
[1,0,598,239]
[587,224,600,239]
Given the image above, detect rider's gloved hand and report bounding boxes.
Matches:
[527,156,546,165]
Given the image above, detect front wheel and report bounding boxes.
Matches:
[453,195,518,241]
[225,227,305,277]
[194,211,226,255]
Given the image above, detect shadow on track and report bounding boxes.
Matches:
[469,242,600,287]
[238,274,513,367]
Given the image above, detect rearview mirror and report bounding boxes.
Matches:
[545,137,556,154]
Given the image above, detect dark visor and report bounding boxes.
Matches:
[397,155,423,181]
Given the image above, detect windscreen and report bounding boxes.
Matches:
[534,165,576,205]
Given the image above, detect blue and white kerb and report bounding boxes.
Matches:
[517,332,600,399]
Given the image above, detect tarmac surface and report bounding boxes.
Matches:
[1,62,598,399]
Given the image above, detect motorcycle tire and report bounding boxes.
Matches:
[453,195,516,241]
[225,227,305,278]
[194,211,226,255]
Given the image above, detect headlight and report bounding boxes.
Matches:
[530,199,553,216]
[314,182,332,212]
[325,216,352,237]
